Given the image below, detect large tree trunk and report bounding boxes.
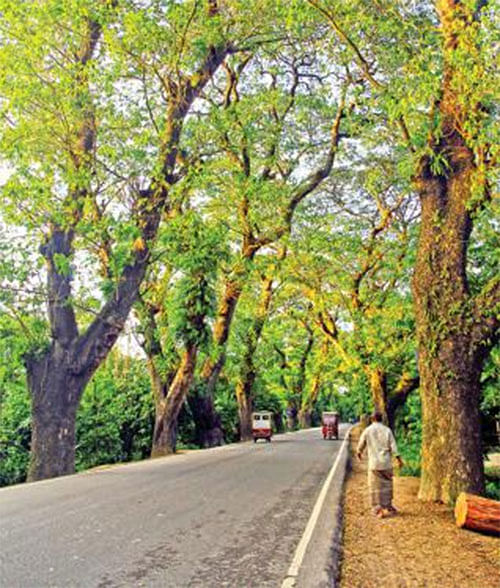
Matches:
[151,346,198,457]
[236,384,253,441]
[202,277,244,387]
[368,367,388,421]
[413,135,485,503]
[287,325,314,431]
[366,367,418,431]
[235,375,254,441]
[410,0,499,504]
[298,403,314,428]
[26,350,87,481]
[386,372,419,431]
[415,339,485,503]
[286,401,299,431]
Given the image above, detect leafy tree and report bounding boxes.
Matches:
[306,0,499,502]
[184,41,356,443]
[136,211,223,455]
[0,0,278,480]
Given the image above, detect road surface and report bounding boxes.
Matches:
[0,427,347,587]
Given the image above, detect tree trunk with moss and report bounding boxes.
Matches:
[413,161,486,501]
[192,277,244,446]
[387,373,419,431]
[368,367,388,423]
[411,0,499,504]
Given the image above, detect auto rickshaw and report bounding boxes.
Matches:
[252,411,273,443]
[321,411,339,440]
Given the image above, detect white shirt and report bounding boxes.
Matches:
[357,422,399,471]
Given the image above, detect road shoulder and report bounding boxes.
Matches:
[289,429,351,588]
[340,431,498,588]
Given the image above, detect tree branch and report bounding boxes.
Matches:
[306,0,415,152]
[255,87,350,248]
[74,38,232,375]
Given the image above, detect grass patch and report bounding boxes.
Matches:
[485,465,500,500]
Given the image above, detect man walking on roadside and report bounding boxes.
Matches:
[357,412,403,518]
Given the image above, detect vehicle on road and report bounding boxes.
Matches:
[252,411,273,442]
[322,411,339,440]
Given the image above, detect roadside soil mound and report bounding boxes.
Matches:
[340,433,499,588]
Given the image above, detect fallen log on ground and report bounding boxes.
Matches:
[454,492,500,536]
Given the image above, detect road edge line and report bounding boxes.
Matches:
[281,426,352,588]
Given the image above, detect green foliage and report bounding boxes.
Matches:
[485,467,500,501]
[76,353,153,471]
[0,385,31,487]
[0,0,497,493]
[481,346,500,453]
[395,392,422,477]
[214,383,240,443]
[0,315,35,486]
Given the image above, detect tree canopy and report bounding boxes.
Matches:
[0,0,498,504]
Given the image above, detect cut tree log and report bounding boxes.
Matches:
[454,492,500,536]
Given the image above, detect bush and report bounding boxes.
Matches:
[395,391,422,477]
[0,384,31,487]
[0,319,31,487]
[76,354,154,470]
[485,466,500,500]
[214,385,239,443]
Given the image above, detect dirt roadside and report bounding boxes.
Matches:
[340,432,499,588]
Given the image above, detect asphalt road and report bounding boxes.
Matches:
[0,427,347,588]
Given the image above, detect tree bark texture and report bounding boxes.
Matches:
[286,400,299,431]
[193,277,244,446]
[368,367,388,422]
[367,367,418,431]
[298,405,314,429]
[412,99,482,503]
[287,326,314,431]
[413,98,485,502]
[151,346,198,457]
[386,373,419,431]
[187,391,224,448]
[26,350,88,481]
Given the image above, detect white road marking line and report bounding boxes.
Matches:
[281,426,352,587]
